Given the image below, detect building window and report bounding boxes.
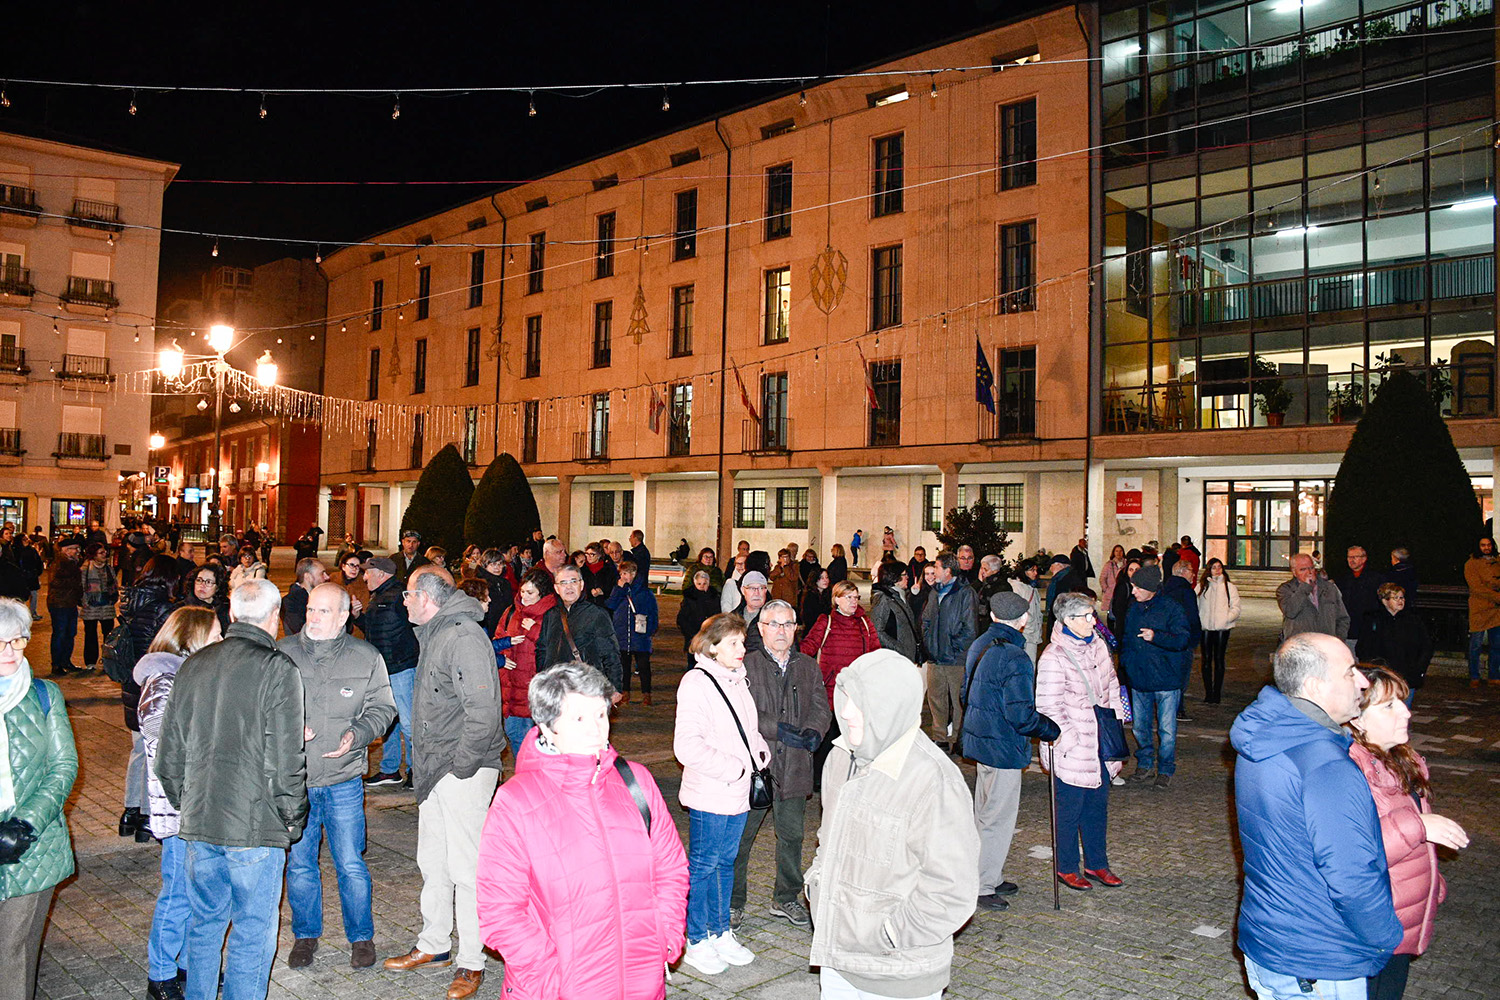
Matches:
[764,267,791,344]
[760,372,789,449]
[590,490,616,526]
[777,487,809,529]
[674,190,698,260]
[669,382,692,456]
[872,245,903,329]
[873,133,904,217]
[671,285,694,357]
[527,233,545,294]
[468,250,484,308]
[765,164,793,240]
[589,393,609,459]
[999,221,1037,313]
[620,490,634,527]
[734,488,766,528]
[411,413,425,469]
[992,347,1037,438]
[524,316,541,378]
[982,484,1024,532]
[522,400,539,463]
[869,360,901,447]
[365,419,377,470]
[923,484,943,532]
[1000,99,1038,190]
[465,327,481,386]
[416,265,431,320]
[367,348,380,400]
[1124,210,1148,318]
[413,338,427,394]
[462,406,478,464]
[370,279,384,331]
[592,301,612,368]
[596,212,616,279]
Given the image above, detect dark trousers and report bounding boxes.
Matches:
[730,794,808,909]
[1201,630,1230,703]
[48,606,78,671]
[0,888,53,1000]
[622,651,652,694]
[1368,953,1411,1000]
[83,617,113,666]
[1054,765,1110,875]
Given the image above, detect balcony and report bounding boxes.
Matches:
[56,354,113,388]
[978,394,1038,442]
[0,428,23,464]
[0,346,27,381]
[350,448,375,474]
[54,432,107,464]
[572,431,608,464]
[0,265,35,299]
[0,184,41,225]
[743,417,791,454]
[237,467,253,486]
[59,276,119,313]
[668,420,691,457]
[66,198,124,235]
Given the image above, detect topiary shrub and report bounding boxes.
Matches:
[935,496,1012,565]
[399,443,475,559]
[465,451,541,551]
[1325,369,1482,586]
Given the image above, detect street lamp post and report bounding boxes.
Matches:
[148,432,165,517]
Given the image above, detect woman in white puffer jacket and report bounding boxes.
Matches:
[1195,559,1240,704]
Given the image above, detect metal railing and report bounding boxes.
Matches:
[0,184,40,214]
[0,265,34,296]
[0,346,26,374]
[55,432,106,460]
[668,420,691,457]
[743,417,791,453]
[59,354,111,379]
[573,430,608,462]
[0,428,22,456]
[67,198,123,231]
[237,467,253,486]
[978,395,1038,441]
[61,276,119,308]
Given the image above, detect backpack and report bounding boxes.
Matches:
[100,621,138,684]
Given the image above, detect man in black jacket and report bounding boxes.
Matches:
[355,557,419,787]
[391,529,429,584]
[536,564,622,691]
[157,578,307,1000]
[1336,545,1385,648]
[282,558,328,636]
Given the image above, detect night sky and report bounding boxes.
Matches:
[4,1,1028,300]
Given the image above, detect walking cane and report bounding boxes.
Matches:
[1047,741,1060,911]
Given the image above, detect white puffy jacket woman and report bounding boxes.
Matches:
[1195,559,1240,704]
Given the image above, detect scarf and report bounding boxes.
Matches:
[0,657,35,815]
[1062,624,1095,643]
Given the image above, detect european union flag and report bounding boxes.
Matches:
[975,338,995,413]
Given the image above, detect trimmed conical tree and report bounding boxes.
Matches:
[935,496,1012,566]
[465,451,541,551]
[399,443,475,560]
[1325,369,1482,586]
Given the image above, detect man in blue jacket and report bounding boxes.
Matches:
[1231,632,1402,999]
[1120,565,1192,788]
[962,591,1059,911]
[606,557,658,706]
[1161,560,1202,721]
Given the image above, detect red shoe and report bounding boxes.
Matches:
[1085,867,1124,887]
[1056,872,1092,891]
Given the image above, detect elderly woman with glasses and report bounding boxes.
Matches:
[0,596,80,1000]
[476,662,688,1000]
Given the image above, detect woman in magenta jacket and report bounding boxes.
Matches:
[1349,665,1469,1000]
[476,662,688,1000]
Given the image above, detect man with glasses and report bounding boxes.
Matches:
[277,584,394,971]
[536,565,622,692]
[730,600,829,929]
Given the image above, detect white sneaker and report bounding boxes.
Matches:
[712,930,755,966]
[681,939,727,975]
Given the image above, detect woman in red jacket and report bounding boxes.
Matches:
[800,581,880,787]
[493,569,557,757]
[1349,665,1470,1000]
[476,661,688,1000]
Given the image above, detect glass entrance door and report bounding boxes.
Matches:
[1231,493,1294,570]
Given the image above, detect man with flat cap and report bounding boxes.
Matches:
[1121,564,1193,788]
[392,530,430,585]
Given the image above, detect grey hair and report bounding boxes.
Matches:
[554,564,582,583]
[1391,546,1410,561]
[1053,591,1096,623]
[760,599,796,621]
[1172,560,1194,578]
[0,597,32,642]
[412,568,456,605]
[529,661,617,727]
[980,554,1004,574]
[295,557,325,583]
[230,579,281,624]
[1273,633,1332,696]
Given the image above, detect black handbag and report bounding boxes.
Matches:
[100,621,137,684]
[1058,645,1131,762]
[694,668,774,810]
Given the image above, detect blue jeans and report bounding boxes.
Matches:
[48,605,78,670]
[380,668,415,774]
[1131,688,1181,776]
[1245,955,1367,1000]
[184,842,284,1000]
[1469,627,1500,680]
[686,809,747,943]
[503,715,535,757]
[1054,764,1110,875]
[147,835,190,980]
[286,777,373,942]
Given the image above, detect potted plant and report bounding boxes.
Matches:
[1253,357,1294,426]
[1328,383,1365,423]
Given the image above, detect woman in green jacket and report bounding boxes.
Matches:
[0,595,80,1000]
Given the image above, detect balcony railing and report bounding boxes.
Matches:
[0,429,22,456]
[60,276,119,309]
[743,417,791,454]
[978,394,1038,441]
[668,420,691,457]
[54,432,106,460]
[237,467,253,486]
[0,184,40,215]
[0,346,27,374]
[349,448,374,473]
[573,431,608,463]
[67,198,124,232]
[58,354,111,380]
[0,265,34,296]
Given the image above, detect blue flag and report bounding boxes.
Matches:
[975,338,995,413]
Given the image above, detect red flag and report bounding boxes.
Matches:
[647,385,666,433]
[856,343,880,411]
[731,358,759,423]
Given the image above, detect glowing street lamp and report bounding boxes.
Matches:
[255,350,279,388]
[158,340,185,380]
[149,433,165,450]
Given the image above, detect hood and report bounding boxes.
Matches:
[514,725,621,789]
[427,589,486,628]
[1230,685,1352,763]
[133,650,185,685]
[833,648,923,763]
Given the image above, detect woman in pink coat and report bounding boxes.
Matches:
[1035,591,1127,892]
[476,662,688,1000]
[1348,665,1469,1000]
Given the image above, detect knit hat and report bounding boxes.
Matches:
[989,590,1031,622]
[1050,553,1072,568]
[367,556,397,576]
[1132,564,1163,594]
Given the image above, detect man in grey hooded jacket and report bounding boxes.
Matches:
[806,649,979,999]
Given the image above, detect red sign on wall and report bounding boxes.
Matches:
[1115,477,1143,518]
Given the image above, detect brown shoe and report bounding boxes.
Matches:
[619,690,631,705]
[642,693,652,707]
[383,948,452,971]
[447,969,484,1000]
[350,940,376,968]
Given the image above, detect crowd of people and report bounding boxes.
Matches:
[0,517,1489,1000]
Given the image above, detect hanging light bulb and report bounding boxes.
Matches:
[277,338,283,344]
[527,91,537,117]
[107,232,115,246]
[340,322,346,333]
[798,88,807,107]
[415,251,421,266]
[398,308,404,320]
[133,331,139,343]
[196,398,208,411]
[1373,174,1382,191]
[506,250,515,265]
[212,239,219,257]
[930,76,938,99]
[391,95,401,120]
[128,91,138,116]
[258,94,268,119]
[661,87,670,112]
[228,401,241,414]
[52,322,58,335]
[314,246,322,264]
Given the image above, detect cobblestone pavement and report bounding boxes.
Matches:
[21,565,1500,1000]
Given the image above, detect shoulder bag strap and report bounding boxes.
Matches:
[558,607,584,661]
[815,615,834,661]
[612,756,651,834]
[693,667,757,764]
[1056,643,1102,707]
[31,679,51,715]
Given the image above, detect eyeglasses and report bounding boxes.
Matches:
[762,620,797,630]
[2,636,27,651]
[401,590,420,599]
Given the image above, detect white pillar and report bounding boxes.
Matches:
[633,474,651,548]
[819,468,839,557]
[316,486,330,538]
[385,485,404,552]
[1085,459,1106,572]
